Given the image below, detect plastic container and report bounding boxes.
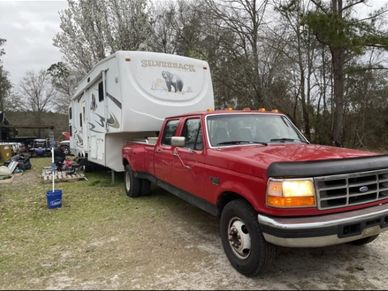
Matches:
[46,189,62,209]
[0,144,12,162]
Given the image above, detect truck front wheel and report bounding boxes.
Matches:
[124,165,142,197]
[220,199,276,277]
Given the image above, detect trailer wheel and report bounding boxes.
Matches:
[220,199,276,277]
[124,165,142,197]
[349,234,379,246]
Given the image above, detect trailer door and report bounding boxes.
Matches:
[81,101,88,153]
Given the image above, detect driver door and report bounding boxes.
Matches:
[171,117,205,198]
[154,119,180,184]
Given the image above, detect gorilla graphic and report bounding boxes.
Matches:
[162,71,183,92]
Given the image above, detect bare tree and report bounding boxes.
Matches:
[275,0,318,140]
[54,0,152,74]
[149,1,179,54]
[19,70,56,112]
[205,0,270,107]
[18,70,57,135]
[51,0,388,149]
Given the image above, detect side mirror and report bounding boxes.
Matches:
[171,136,185,147]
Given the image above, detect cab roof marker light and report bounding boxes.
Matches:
[258,108,266,112]
[242,107,251,112]
[226,107,233,111]
[272,109,279,113]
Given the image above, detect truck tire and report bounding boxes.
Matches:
[124,165,142,197]
[349,234,379,246]
[141,180,151,196]
[220,199,276,277]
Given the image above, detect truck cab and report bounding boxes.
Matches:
[122,109,388,276]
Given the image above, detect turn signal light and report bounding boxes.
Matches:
[267,196,316,208]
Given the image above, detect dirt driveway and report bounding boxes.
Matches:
[1,158,387,289]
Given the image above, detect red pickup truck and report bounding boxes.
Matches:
[122,110,388,276]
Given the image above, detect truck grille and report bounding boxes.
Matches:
[315,169,388,210]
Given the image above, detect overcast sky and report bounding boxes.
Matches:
[0,0,67,86]
[0,0,387,87]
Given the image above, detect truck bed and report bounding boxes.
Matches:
[129,137,158,145]
[123,139,157,177]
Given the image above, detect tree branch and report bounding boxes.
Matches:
[342,0,365,12]
[310,0,329,14]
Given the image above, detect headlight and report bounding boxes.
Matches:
[266,178,316,208]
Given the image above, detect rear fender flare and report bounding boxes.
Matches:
[122,158,133,170]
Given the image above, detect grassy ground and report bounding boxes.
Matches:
[0,157,218,289]
[1,157,388,289]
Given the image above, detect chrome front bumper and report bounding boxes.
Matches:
[258,204,388,247]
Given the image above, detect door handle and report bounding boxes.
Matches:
[173,148,191,169]
[156,148,162,153]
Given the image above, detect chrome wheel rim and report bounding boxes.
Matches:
[125,171,131,192]
[228,217,251,260]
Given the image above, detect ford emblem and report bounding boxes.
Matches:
[359,186,369,193]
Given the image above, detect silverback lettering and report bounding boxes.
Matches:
[141,60,196,72]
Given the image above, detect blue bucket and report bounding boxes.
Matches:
[46,190,62,209]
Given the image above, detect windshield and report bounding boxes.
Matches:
[206,114,307,147]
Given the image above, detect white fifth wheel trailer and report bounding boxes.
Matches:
[69,51,214,172]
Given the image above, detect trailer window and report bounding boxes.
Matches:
[79,113,82,127]
[161,120,179,146]
[181,118,203,150]
[98,81,104,102]
[69,107,72,119]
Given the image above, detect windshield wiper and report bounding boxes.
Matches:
[217,141,267,146]
[250,141,268,146]
[270,138,308,144]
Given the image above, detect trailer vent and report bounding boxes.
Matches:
[315,169,388,210]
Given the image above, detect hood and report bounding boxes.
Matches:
[207,144,379,176]
[220,143,376,162]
